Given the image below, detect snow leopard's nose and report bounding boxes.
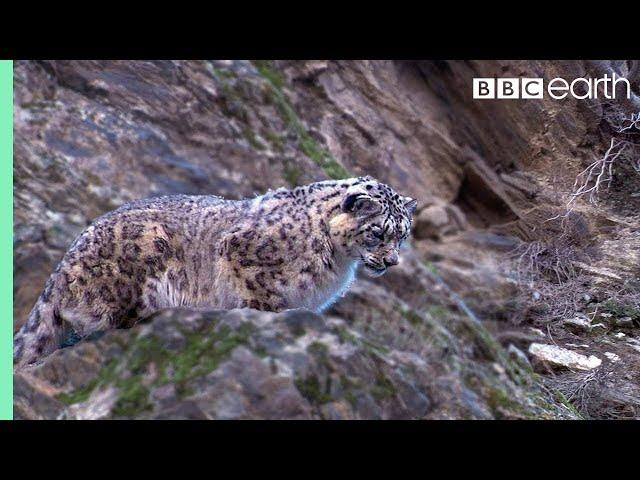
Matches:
[383,251,399,267]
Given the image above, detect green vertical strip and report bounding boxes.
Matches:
[0,60,12,420]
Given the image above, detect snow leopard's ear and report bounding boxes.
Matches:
[341,186,381,217]
[404,196,417,216]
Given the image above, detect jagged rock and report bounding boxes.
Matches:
[627,339,640,353]
[413,203,469,241]
[413,206,449,240]
[14,308,577,420]
[615,317,634,328]
[528,343,602,372]
[604,352,621,363]
[562,314,592,333]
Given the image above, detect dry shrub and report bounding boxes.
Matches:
[548,365,639,419]
[548,368,607,417]
[508,209,593,285]
[501,208,599,324]
[511,240,578,285]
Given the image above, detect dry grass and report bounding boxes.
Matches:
[502,207,596,324]
[548,368,607,418]
[548,365,640,419]
[511,240,578,285]
[508,209,592,287]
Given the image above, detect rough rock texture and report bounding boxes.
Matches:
[528,343,602,372]
[15,307,574,420]
[14,60,640,419]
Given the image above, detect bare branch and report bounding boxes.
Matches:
[548,111,640,221]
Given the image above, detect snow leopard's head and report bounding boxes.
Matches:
[331,176,417,277]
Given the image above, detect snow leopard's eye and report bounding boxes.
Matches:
[365,226,384,247]
[371,226,384,240]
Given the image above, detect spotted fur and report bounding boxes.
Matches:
[13,176,416,367]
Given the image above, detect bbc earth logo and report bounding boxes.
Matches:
[473,73,633,100]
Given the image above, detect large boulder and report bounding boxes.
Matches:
[15,307,577,420]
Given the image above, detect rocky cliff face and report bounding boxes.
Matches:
[15,306,565,420]
[14,60,639,419]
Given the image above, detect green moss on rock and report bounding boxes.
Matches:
[283,160,303,187]
[370,373,397,400]
[171,323,253,393]
[252,60,350,180]
[402,308,423,327]
[307,341,329,357]
[253,61,285,90]
[55,317,255,417]
[56,378,99,405]
[264,129,285,153]
[112,376,152,417]
[600,300,640,321]
[295,374,332,405]
[242,127,266,151]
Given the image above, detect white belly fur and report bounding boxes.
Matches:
[311,260,358,313]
